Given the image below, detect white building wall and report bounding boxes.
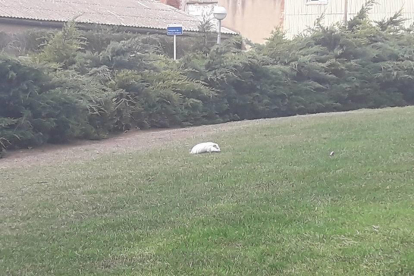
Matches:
[184,2,222,34]
[284,0,414,38]
[185,2,217,21]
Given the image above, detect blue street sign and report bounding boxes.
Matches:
[167,24,183,36]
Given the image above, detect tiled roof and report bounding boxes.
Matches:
[0,0,236,34]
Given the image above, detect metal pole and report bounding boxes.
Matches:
[217,20,222,44]
[173,34,177,60]
[344,0,348,25]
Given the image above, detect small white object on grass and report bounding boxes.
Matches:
[190,142,221,154]
[330,151,335,156]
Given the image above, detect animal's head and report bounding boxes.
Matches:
[210,143,221,152]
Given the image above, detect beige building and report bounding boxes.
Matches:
[215,0,284,43]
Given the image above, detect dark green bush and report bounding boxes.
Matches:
[0,56,88,150]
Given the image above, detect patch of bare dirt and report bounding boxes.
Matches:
[0,121,251,170]
[0,109,372,170]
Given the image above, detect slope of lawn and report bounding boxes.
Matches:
[1,107,414,275]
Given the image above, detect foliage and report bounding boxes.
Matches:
[35,22,86,68]
[0,29,54,56]
[0,56,90,150]
[260,1,414,112]
[0,23,219,153]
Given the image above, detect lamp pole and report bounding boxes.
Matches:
[217,20,222,44]
[213,6,227,44]
[344,0,348,25]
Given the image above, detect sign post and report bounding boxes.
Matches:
[174,34,177,60]
[167,24,183,61]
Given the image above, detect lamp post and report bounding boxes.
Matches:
[213,6,227,44]
[344,0,348,25]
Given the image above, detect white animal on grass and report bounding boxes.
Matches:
[190,142,221,154]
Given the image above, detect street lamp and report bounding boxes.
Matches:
[213,6,227,44]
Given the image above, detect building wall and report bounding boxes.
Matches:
[184,1,217,21]
[284,0,414,38]
[0,23,34,34]
[159,0,181,9]
[218,0,284,43]
[180,0,284,44]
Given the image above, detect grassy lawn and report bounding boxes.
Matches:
[1,107,414,275]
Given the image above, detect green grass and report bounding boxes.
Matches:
[1,107,414,275]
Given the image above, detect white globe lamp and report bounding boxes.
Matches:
[213,6,227,44]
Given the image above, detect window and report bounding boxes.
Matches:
[306,0,328,5]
